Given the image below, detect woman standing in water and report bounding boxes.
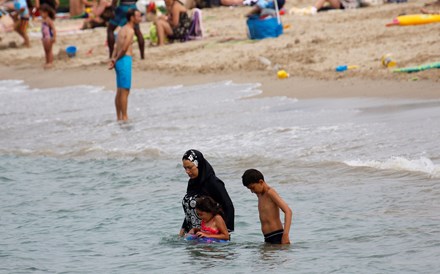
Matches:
[179,149,234,237]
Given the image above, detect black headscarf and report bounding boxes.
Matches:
[182,149,235,232]
[182,149,215,194]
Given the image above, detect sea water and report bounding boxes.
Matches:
[1,80,439,273]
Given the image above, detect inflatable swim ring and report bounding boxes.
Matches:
[184,234,229,243]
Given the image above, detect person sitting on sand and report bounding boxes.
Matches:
[70,0,94,18]
[290,0,360,15]
[81,0,112,29]
[154,0,192,46]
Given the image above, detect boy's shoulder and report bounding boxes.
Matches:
[265,185,277,194]
[265,186,282,200]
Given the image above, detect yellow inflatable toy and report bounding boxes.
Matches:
[386,14,440,27]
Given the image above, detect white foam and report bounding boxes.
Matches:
[344,157,440,178]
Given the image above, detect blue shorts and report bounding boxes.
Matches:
[115,55,132,89]
[110,4,137,27]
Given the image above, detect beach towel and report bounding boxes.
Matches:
[186,8,203,41]
[393,62,440,73]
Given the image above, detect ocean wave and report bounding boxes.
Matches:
[344,157,440,178]
[0,146,164,159]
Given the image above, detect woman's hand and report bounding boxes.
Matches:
[178,228,185,237]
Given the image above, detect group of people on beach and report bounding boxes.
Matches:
[180,149,292,244]
[2,0,439,120]
[1,0,58,67]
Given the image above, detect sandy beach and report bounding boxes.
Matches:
[1,0,439,98]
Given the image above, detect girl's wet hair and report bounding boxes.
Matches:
[195,196,224,217]
[40,4,56,20]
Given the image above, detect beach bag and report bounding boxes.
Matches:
[247,16,283,40]
[246,0,283,40]
[186,8,203,41]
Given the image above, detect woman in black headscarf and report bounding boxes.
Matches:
[179,149,235,236]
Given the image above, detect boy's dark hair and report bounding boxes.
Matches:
[126,8,138,21]
[196,196,224,218]
[40,4,56,20]
[242,169,264,186]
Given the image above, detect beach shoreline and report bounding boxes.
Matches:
[1,65,439,99]
[1,1,439,98]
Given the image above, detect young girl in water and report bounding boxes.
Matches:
[40,4,56,68]
[188,196,230,241]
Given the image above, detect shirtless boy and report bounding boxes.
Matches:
[108,9,141,121]
[242,169,292,244]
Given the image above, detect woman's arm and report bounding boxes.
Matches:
[179,216,190,236]
[208,178,235,232]
[169,2,185,27]
[49,18,56,43]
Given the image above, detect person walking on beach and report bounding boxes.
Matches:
[108,8,141,121]
[107,0,144,59]
[40,4,56,69]
[180,149,235,237]
[242,169,292,244]
[12,0,30,47]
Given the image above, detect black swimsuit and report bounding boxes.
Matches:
[264,229,284,244]
[169,1,192,42]
[181,193,201,232]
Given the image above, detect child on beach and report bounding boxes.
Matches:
[187,196,230,241]
[40,4,56,69]
[12,0,30,47]
[242,169,292,244]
